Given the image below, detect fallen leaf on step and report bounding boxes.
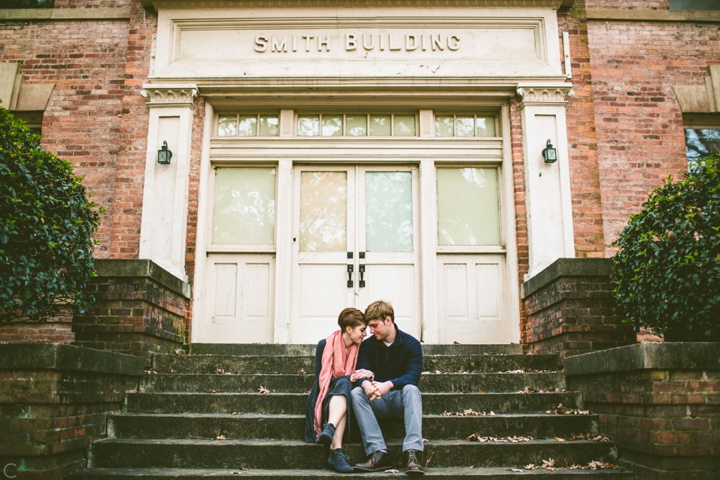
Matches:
[298,368,306,374]
[555,437,566,442]
[169,368,176,374]
[216,435,226,440]
[524,464,538,470]
[258,386,271,394]
[384,468,399,473]
[174,349,185,355]
[509,469,524,472]
[216,368,225,374]
[207,389,218,394]
[453,341,460,344]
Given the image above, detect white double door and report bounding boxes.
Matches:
[290,166,421,343]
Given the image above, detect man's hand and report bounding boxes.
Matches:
[362,380,380,400]
[371,380,393,398]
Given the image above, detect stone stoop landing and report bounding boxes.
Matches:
[71,344,636,479]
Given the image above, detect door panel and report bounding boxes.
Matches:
[203,254,275,343]
[437,254,507,344]
[291,166,420,343]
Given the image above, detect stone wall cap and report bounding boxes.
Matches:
[521,258,614,298]
[564,342,720,376]
[94,259,192,298]
[0,343,146,376]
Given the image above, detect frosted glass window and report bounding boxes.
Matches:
[218,116,237,137]
[346,115,367,136]
[259,116,279,136]
[298,115,320,136]
[300,172,347,252]
[477,117,496,137]
[322,115,343,136]
[238,116,257,137]
[435,115,454,137]
[370,115,392,136]
[456,116,475,137]
[394,115,416,136]
[437,168,500,246]
[213,168,276,245]
[365,172,413,252]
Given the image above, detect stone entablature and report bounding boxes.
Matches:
[142,0,574,11]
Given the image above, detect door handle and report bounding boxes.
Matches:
[347,264,354,288]
[359,264,365,288]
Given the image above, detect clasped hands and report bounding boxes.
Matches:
[350,369,391,401]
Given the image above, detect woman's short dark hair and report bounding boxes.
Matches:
[338,308,366,330]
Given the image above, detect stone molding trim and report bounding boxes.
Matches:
[673,65,720,114]
[516,84,573,108]
[0,62,54,112]
[521,257,614,298]
[586,9,720,24]
[0,7,132,21]
[142,0,573,12]
[141,84,198,108]
[564,342,720,376]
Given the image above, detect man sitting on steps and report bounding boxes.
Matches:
[351,300,425,475]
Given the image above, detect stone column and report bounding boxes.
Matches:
[517,84,575,279]
[138,85,198,281]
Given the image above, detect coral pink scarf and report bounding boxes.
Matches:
[314,330,359,438]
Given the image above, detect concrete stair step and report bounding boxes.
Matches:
[140,373,566,394]
[188,344,524,356]
[91,438,617,470]
[153,354,561,375]
[72,466,635,479]
[126,392,582,415]
[110,412,597,440]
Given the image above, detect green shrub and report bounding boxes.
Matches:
[612,154,720,341]
[0,107,101,323]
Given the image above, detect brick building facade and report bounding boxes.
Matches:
[1,0,719,348]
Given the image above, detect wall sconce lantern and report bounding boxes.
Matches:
[157,141,172,165]
[542,139,557,163]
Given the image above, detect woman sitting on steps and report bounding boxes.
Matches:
[304,308,374,472]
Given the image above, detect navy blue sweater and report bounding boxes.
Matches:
[355,324,423,390]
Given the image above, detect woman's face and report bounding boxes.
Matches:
[346,323,367,345]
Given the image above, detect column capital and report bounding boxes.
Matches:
[516,84,574,108]
[141,84,198,107]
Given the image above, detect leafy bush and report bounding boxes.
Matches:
[612,154,720,341]
[0,107,101,323]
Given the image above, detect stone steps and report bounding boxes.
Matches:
[125,392,583,414]
[153,354,562,375]
[73,467,635,479]
[140,372,566,393]
[71,344,633,479]
[110,412,597,440]
[91,438,617,470]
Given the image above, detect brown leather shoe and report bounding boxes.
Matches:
[353,450,393,471]
[405,450,425,475]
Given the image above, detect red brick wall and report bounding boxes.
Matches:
[108,2,157,259]
[586,5,720,254]
[0,7,132,258]
[558,1,606,259]
[568,367,720,478]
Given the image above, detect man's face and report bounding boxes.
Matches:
[367,316,392,342]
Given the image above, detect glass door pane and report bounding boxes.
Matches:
[299,171,348,251]
[365,171,413,252]
[437,167,500,246]
[212,167,276,245]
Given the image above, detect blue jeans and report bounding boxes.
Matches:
[350,384,424,455]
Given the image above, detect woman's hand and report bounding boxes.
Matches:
[350,369,375,382]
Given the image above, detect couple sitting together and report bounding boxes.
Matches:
[304,300,425,475]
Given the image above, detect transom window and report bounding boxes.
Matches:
[435,114,497,137]
[297,114,416,137]
[217,115,279,137]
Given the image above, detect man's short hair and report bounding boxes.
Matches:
[338,307,366,330]
[364,300,394,323]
